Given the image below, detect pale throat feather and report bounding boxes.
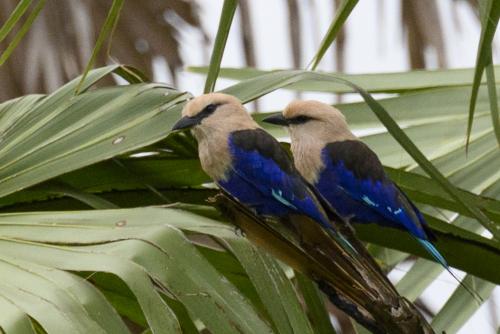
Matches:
[290,131,324,184]
[290,120,356,184]
[192,113,259,182]
[192,126,232,182]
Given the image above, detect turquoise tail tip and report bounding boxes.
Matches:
[417,239,448,268]
[417,238,483,303]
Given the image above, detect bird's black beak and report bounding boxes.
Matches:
[262,113,289,126]
[171,116,199,131]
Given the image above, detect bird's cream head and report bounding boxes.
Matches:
[263,100,356,144]
[263,100,356,183]
[172,93,258,140]
[171,93,259,181]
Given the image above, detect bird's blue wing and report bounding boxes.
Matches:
[318,140,429,240]
[319,141,481,295]
[220,129,330,227]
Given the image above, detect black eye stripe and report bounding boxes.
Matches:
[199,103,220,117]
[288,115,313,124]
[188,103,222,123]
[203,103,218,113]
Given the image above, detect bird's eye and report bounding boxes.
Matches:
[203,103,218,114]
[289,115,312,124]
[195,103,220,120]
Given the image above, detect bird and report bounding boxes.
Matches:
[171,93,342,236]
[171,94,439,331]
[262,100,451,273]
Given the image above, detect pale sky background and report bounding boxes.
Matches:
[156,1,500,332]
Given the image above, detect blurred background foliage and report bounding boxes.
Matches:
[0,0,203,99]
[0,0,484,99]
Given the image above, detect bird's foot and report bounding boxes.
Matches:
[234,225,247,238]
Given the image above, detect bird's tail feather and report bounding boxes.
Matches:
[418,239,448,268]
[417,239,483,303]
[326,227,358,256]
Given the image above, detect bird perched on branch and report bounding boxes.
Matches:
[264,100,481,300]
[263,100,448,268]
[171,93,367,259]
[171,93,343,237]
[171,94,441,332]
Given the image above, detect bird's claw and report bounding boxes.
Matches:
[234,226,246,237]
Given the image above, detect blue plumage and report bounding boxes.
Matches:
[313,139,479,300]
[315,140,444,263]
[316,158,429,240]
[219,129,331,228]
